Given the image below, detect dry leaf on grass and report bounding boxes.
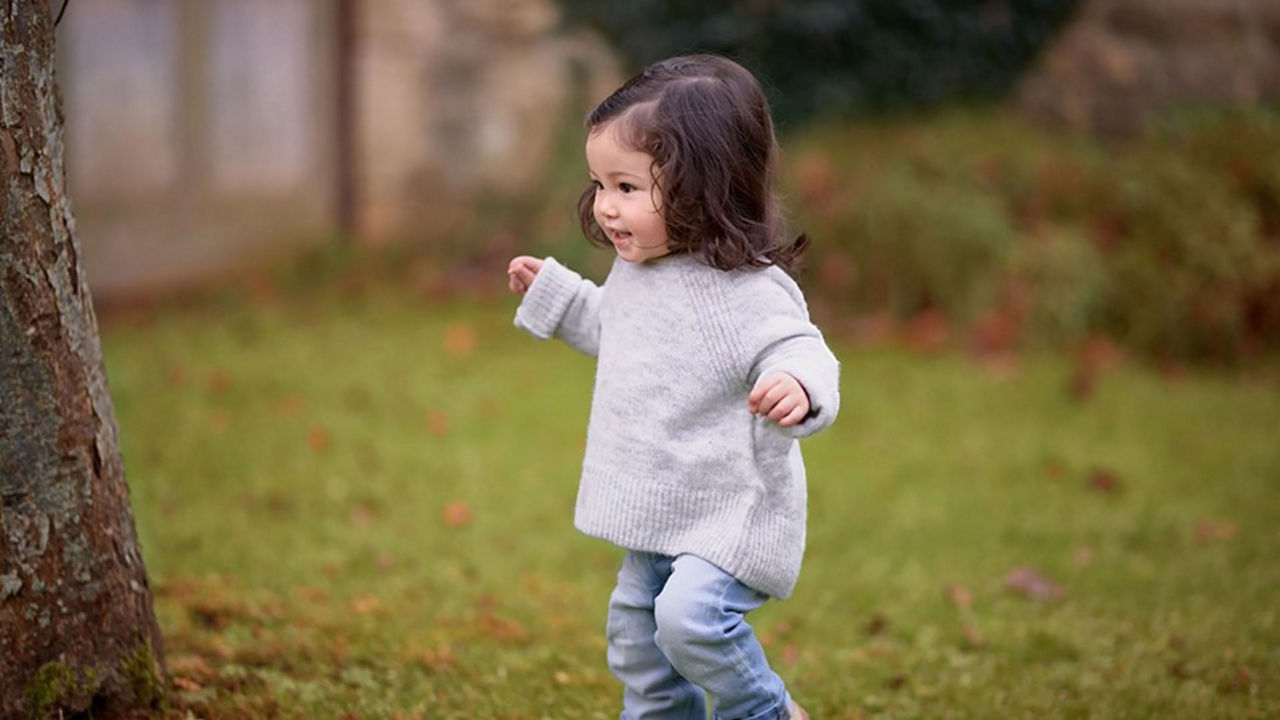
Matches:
[1003,566,1064,601]
[426,409,450,435]
[442,501,472,528]
[443,323,478,358]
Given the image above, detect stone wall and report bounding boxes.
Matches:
[1017,0,1280,135]
[56,0,620,299]
[356,0,619,242]
[58,0,339,300]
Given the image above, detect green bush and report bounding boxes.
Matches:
[1008,227,1108,348]
[1099,149,1271,360]
[788,105,1280,364]
[820,165,1016,322]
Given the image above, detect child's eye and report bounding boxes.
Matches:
[619,183,637,193]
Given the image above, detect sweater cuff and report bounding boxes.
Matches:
[513,257,581,339]
[761,358,839,439]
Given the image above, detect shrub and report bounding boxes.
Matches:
[816,164,1017,323]
[788,105,1280,364]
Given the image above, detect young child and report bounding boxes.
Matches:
[507,54,839,720]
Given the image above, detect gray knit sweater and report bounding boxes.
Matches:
[514,253,840,598]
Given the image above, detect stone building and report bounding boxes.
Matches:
[56,0,618,300]
[1018,0,1280,135]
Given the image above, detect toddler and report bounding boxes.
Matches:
[507,54,839,720]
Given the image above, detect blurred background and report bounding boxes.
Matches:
[52,2,1280,715]
[59,0,1280,365]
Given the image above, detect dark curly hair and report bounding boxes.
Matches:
[577,54,807,271]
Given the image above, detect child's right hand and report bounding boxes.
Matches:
[507,256,544,295]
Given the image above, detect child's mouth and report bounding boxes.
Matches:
[608,229,632,244]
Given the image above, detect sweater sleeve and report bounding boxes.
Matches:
[513,257,604,357]
[739,271,841,439]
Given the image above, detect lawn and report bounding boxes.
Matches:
[101,286,1280,719]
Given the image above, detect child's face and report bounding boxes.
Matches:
[585,124,670,263]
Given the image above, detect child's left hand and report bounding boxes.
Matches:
[748,372,811,426]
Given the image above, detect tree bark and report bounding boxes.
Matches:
[1,3,165,718]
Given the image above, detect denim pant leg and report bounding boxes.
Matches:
[607,552,707,720]
[654,554,791,720]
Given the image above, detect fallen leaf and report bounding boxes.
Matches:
[167,654,216,684]
[208,370,231,393]
[276,394,305,416]
[421,644,454,672]
[1088,468,1121,493]
[442,501,472,528]
[479,395,503,420]
[443,323,478,359]
[944,584,972,609]
[1217,665,1252,694]
[886,674,907,690]
[296,586,328,603]
[350,594,381,615]
[865,614,889,636]
[782,643,800,665]
[349,503,375,527]
[1003,566,1064,601]
[209,639,234,660]
[426,410,450,435]
[961,626,985,649]
[480,612,528,642]
[1195,519,1238,543]
[1043,456,1067,480]
[172,676,202,693]
[553,671,572,685]
[209,409,231,433]
[307,426,330,452]
[1073,545,1095,566]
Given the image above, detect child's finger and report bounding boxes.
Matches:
[767,396,798,422]
[777,401,809,426]
[748,374,780,406]
[752,389,776,416]
[763,380,795,413]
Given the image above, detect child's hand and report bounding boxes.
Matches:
[748,372,811,426]
[507,256,544,295]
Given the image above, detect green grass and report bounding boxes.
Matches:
[101,286,1280,719]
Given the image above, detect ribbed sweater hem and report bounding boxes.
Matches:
[574,468,803,599]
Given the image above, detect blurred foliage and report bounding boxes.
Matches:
[394,101,1278,366]
[556,0,1082,125]
[787,104,1280,364]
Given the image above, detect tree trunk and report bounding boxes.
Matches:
[1,3,165,718]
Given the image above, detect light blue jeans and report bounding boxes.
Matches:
[606,551,794,720]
